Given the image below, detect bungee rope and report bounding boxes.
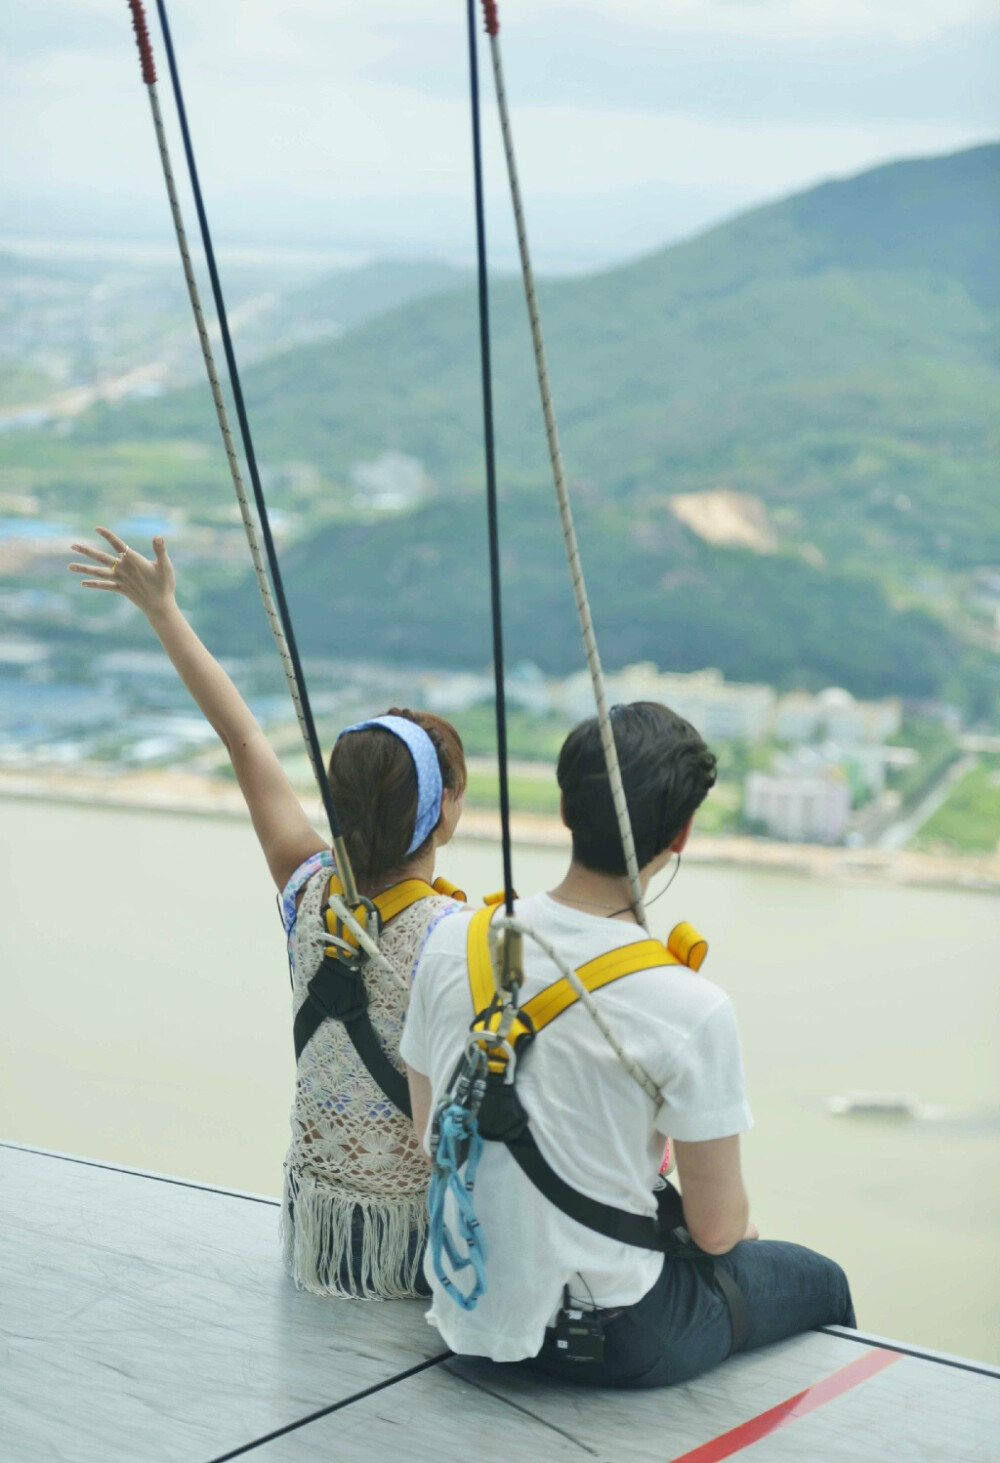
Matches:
[125,1,362,909]
[467,0,516,932]
[127,0,667,1303]
[426,0,530,1309]
[125,5,300,767]
[479,0,646,929]
[430,4,686,1305]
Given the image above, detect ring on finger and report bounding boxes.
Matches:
[112,548,128,574]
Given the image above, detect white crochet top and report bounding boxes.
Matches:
[280,851,458,1298]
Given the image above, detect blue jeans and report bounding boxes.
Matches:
[527,1238,856,1389]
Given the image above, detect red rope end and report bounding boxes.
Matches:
[128,0,157,85]
[481,0,500,36]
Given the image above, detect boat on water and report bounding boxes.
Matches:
[4,1140,997,1463]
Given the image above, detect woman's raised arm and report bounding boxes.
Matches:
[69,527,325,890]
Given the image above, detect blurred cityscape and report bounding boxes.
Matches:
[3,579,998,861]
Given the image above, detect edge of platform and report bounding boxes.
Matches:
[5,1141,997,1384]
[0,1138,280,1206]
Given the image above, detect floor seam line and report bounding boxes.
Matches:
[0,1142,280,1206]
[816,1327,1000,1380]
[444,1363,600,1455]
[204,1351,454,1462]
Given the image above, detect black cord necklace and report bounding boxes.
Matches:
[607,854,683,921]
[551,853,683,922]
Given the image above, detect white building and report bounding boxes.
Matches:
[744,769,852,844]
[557,664,776,743]
[423,662,553,716]
[774,686,901,746]
[351,452,430,513]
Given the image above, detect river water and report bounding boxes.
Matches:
[2,797,998,1363]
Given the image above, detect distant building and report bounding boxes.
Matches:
[423,672,495,714]
[775,686,901,745]
[423,661,553,716]
[558,664,775,743]
[744,768,852,844]
[351,452,431,513]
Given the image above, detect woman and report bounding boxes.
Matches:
[69,528,467,1298]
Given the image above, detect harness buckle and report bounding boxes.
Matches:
[324,893,382,967]
[465,1027,519,1083]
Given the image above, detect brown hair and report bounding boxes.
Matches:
[328,708,466,887]
[558,701,716,875]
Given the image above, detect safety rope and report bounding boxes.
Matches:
[466,0,516,930]
[326,894,403,988]
[495,915,660,1100]
[479,1,647,928]
[126,0,360,905]
[426,0,529,1307]
[126,6,301,759]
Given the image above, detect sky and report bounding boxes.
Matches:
[2,0,998,269]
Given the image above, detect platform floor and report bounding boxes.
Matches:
[2,1142,998,1463]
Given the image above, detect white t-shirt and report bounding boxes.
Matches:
[400,891,753,1362]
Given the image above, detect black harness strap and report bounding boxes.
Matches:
[294,955,412,1118]
[515,1132,748,1352]
[711,1262,750,1353]
[506,1132,664,1250]
[477,1074,748,1353]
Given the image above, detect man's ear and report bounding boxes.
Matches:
[671,816,694,855]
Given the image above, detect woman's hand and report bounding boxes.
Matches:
[69,527,176,621]
[70,522,324,889]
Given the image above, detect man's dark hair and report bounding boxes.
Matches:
[557,701,717,876]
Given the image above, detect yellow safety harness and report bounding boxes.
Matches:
[429,906,749,1347]
[466,903,706,1074]
[293,873,467,1117]
[427,905,748,1346]
[454,906,714,1253]
[322,874,466,958]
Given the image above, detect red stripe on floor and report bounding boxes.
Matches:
[667,1347,902,1462]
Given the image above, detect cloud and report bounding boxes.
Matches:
[0,0,995,265]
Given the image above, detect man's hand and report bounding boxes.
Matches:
[69,528,177,621]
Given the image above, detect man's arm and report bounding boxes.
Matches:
[69,530,325,890]
[406,1067,434,1167]
[673,1135,751,1254]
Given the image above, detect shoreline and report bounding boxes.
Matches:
[2,765,998,895]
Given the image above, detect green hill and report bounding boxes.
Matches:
[57,145,1000,706]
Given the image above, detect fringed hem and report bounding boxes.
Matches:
[281,1165,428,1300]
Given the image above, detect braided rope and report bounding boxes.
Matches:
[143,83,315,778]
[485,31,646,928]
[496,915,661,1101]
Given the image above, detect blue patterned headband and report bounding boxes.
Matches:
[336,714,444,856]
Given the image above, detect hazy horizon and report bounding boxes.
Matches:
[3,0,997,272]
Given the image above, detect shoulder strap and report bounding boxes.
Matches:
[466,911,693,1042]
[325,875,437,950]
[467,903,503,1015]
[294,873,447,1112]
[521,938,680,1034]
[293,955,411,1116]
[505,1125,664,1249]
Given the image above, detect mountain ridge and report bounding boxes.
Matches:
[54,144,1000,710]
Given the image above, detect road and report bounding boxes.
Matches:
[876,753,977,852]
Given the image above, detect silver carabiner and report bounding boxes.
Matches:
[465,1028,519,1083]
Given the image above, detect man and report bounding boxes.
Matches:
[402,702,854,1386]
